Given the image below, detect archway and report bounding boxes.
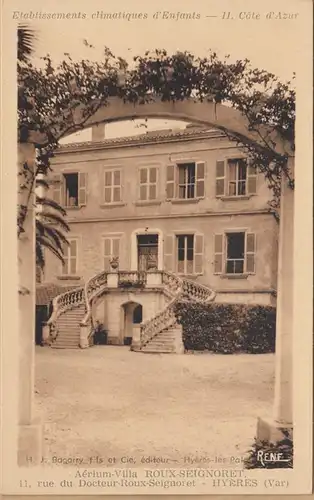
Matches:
[121,301,143,347]
[17,95,294,464]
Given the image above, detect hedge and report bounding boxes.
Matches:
[174,302,276,354]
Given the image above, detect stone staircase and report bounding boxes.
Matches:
[140,326,183,354]
[51,304,86,349]
[45,270,215,353]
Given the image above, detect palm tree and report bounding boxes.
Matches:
[17,24,37,62]
[36,197,70,270]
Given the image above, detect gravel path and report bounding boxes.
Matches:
[35,346,274,468]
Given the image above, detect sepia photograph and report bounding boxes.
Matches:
[1,0,312,495]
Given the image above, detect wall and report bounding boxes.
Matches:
[43,131,279,306]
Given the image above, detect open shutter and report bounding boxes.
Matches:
[246,233,256,273]
[215,160,226,196]
[194,234,204,274]
[103,238,112,271]
[166,165,175,199]
[196,162,205,198]
[112,238,120,260]
[214,234,224,273]
[51,174,62,204]
[164,234,175,272]
[116,169,122,203]
[247,162,257,194]
[78,172,87,206]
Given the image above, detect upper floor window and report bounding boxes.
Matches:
[139,167,157,201]
[214,232,256,275]
[215,158,257,197]
[51,172,87,208]
[166,162,205,200]
[104,169,122,203]
[62,239,78,275]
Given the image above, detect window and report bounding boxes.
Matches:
[139,167,157,201]
[62,239,78,275]
[226,232,245,274]
[214,232,256,275]
[174,234,204,275]
[103,236,121,271]
[166,162,205,200]
[177,235,194,274]
[104,169,122,203]
[215,158,257,197]
[51,172,87,207]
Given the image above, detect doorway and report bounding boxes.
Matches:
[137,234,158,271]
[122,302,143,346]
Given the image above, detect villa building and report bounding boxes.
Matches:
[38,123,278,350]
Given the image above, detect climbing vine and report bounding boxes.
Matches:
[18,47,295,233]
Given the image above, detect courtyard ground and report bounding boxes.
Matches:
[35,346,274,469]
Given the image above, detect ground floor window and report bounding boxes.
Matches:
[214,231,256,275]
[176,234,194,274]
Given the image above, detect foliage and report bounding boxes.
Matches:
[18,42,295,235]
[17,24,37,63]
[93,322,108,345]
[174,302,276,354]
[244,430,293,469]
[36,196,70,269]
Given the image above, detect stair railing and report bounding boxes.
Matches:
[140,272,215,348]
[46,286,85,327]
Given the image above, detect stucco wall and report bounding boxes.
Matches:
[43,133,279,306]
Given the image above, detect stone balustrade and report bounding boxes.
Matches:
[47,270,215,349]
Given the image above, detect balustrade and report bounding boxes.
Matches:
[46,269,215,348]
[118,271,147,287]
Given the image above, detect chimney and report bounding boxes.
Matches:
[91,123,106,142]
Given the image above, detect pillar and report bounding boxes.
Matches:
[18,143,42,465]
[257,158,294,442]
[273,159,294,426]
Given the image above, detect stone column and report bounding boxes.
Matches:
[18,143,42,465]
[257,158,294,442]
[273,159,294,427]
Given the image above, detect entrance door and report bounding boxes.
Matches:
[137,234,158,271]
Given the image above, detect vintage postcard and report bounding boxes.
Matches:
[0,0,313,495]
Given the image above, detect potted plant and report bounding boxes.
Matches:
[110,256,119,270]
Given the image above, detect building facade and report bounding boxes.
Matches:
[40,124,278,347]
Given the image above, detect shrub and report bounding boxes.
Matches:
[93,322,108,345]
[244,430,293,469]
[174,302,276,354]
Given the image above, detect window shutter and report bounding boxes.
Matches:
[118,169,123,203]
[51,174,63,204]
[166,165,175,199]
[78,172,87,206]
[196,162,205,198]
[194,234,204,274]
[246,233,256,273]
[103,238,112,271]
[247,162,257,194]
[215,161,226,196]
[164,234,174,272]
[214,233,224,273]
[112,238,120,259]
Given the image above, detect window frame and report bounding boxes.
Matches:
[166,160,205,201]
[103,168,123,205]
[215,156,257,198]
[101,233,123,271]
[213,230,256,276]
[61,237,79,276]
[138,166,158,201]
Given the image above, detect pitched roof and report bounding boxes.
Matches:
[57,126,225,154]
